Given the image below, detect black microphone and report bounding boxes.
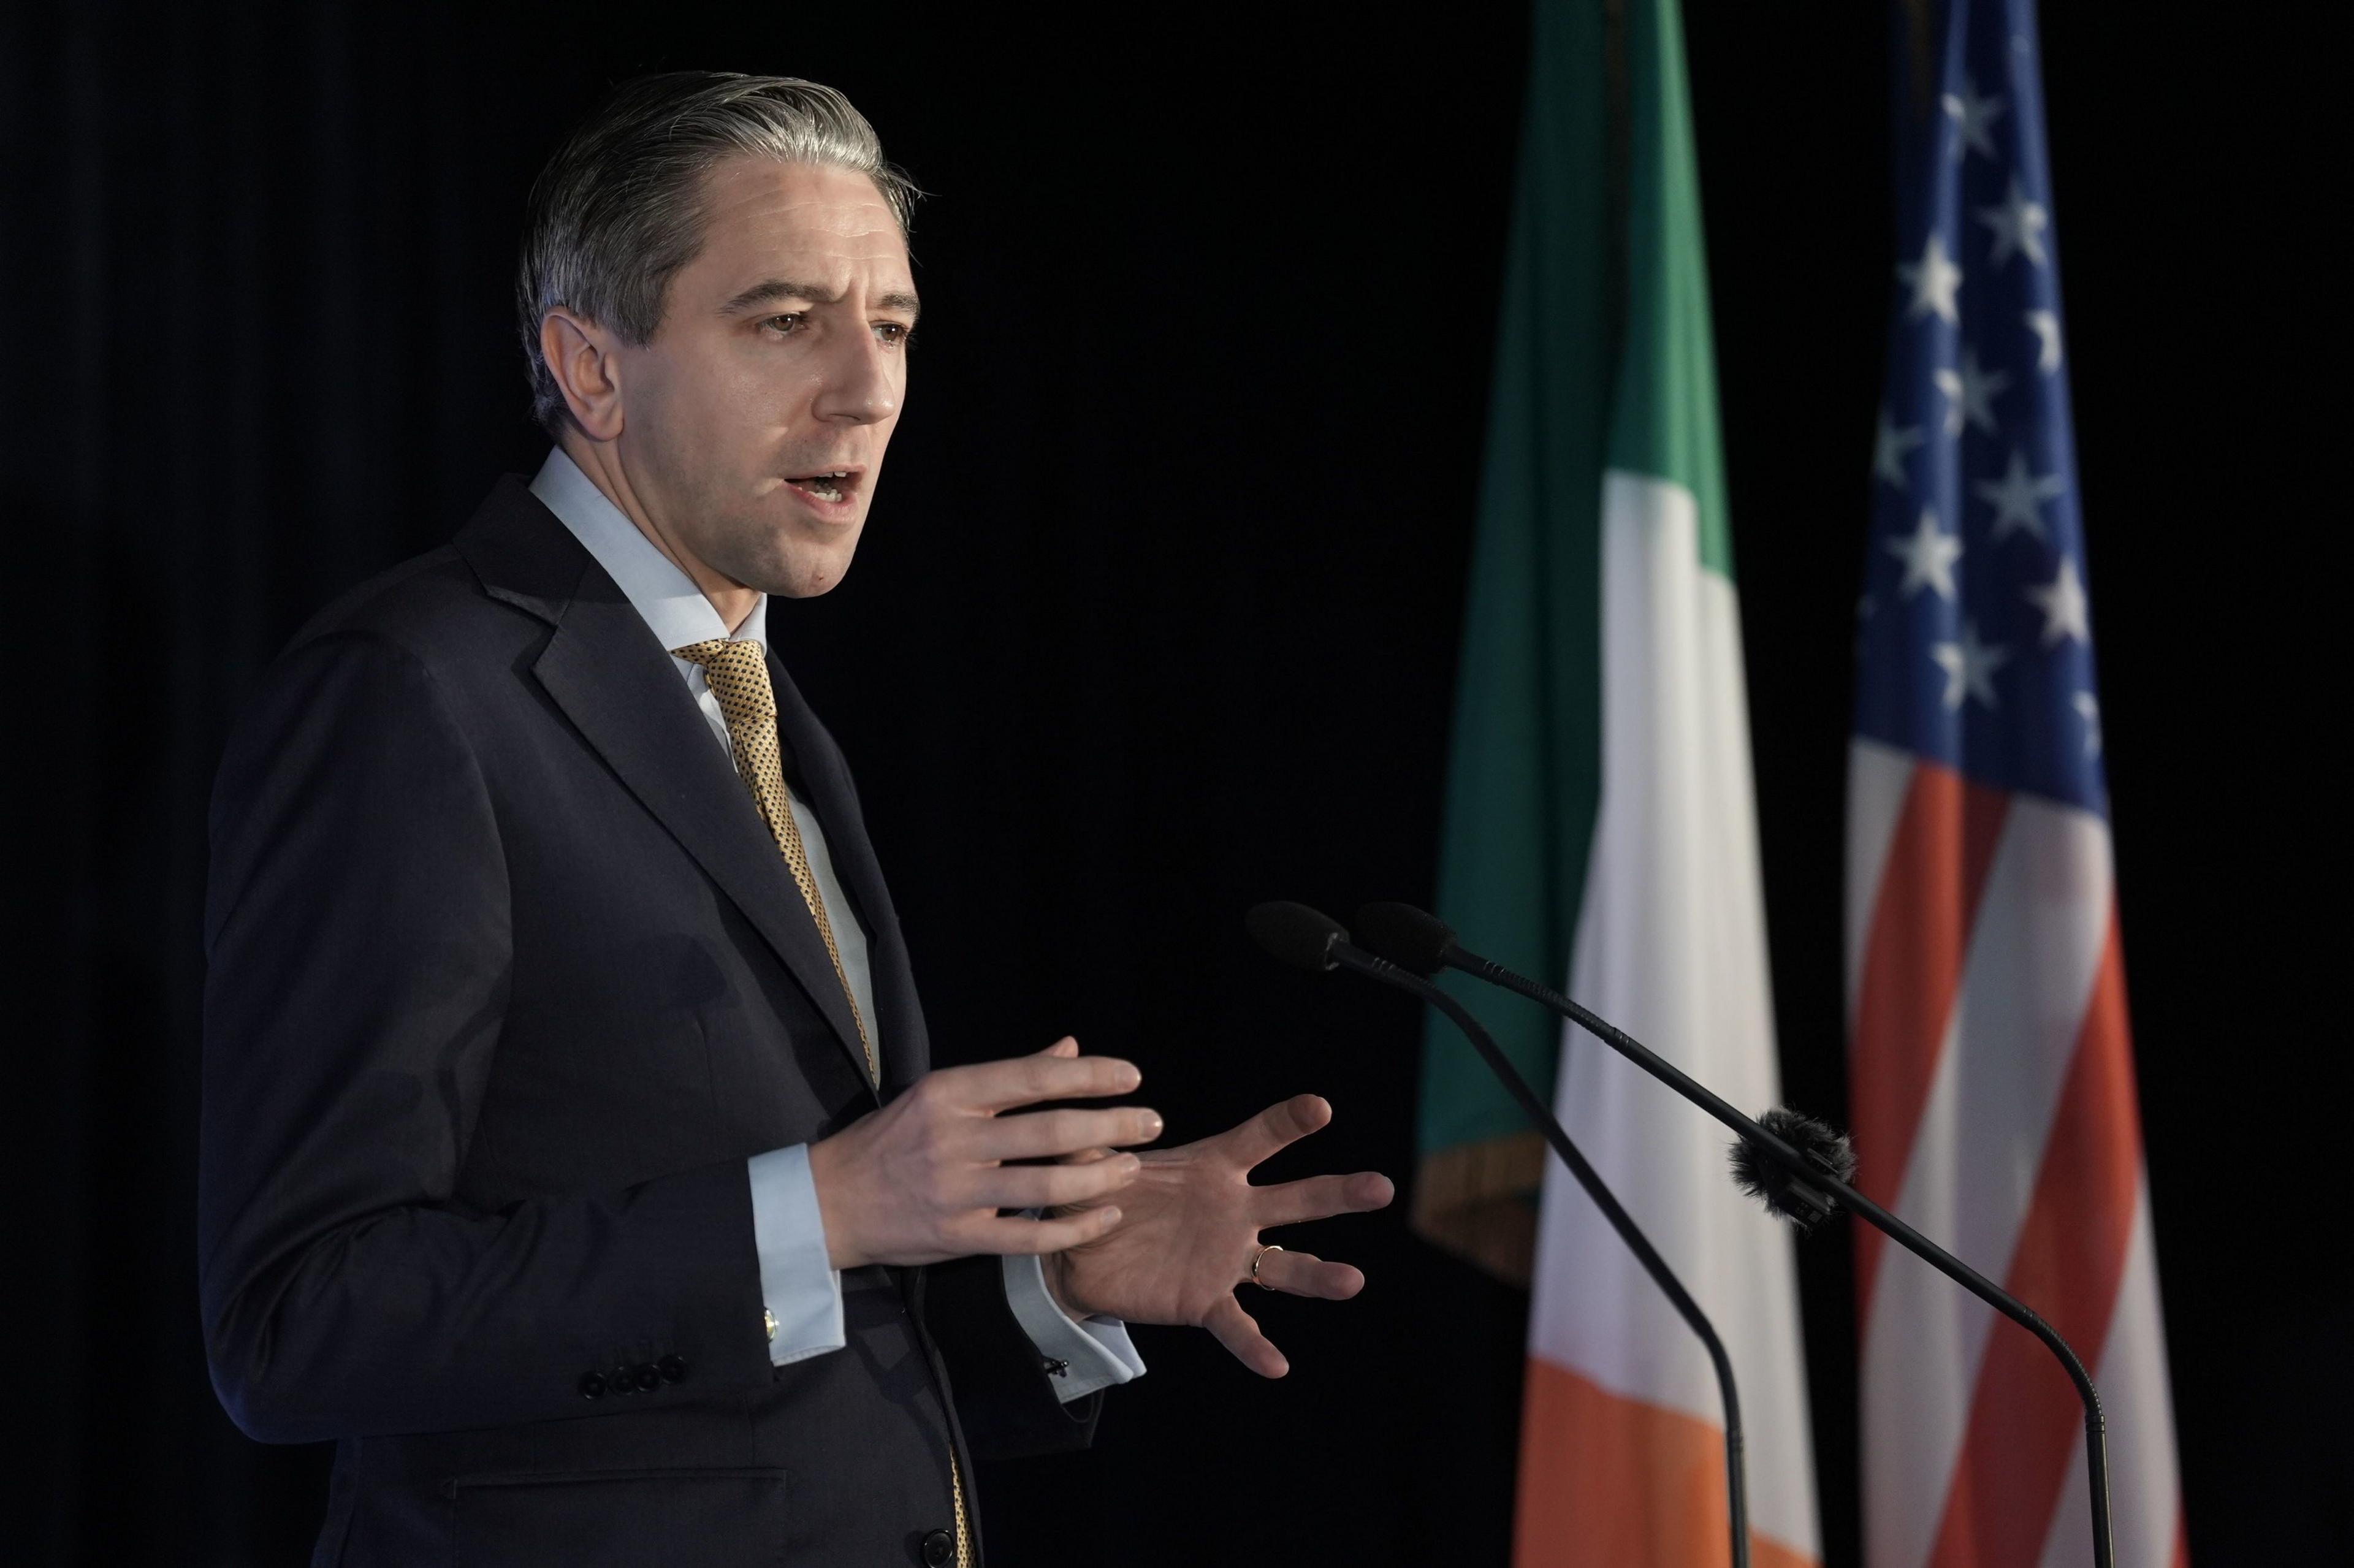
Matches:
[1246,901,1755,1568]
[1353,900,2116,1568]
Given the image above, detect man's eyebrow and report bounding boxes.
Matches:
[720,278,829,314]
[720,278,921,319]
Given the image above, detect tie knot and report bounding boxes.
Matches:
[671,637,775,718]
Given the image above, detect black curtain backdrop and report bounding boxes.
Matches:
[6,3,2339,1564]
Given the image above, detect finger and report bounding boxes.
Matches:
[1204,1295,1289,1379]
[979,1106,1164,1161]
[966,1206,1124,1255]
[971,1155,1140,1211]
[1213,1093,1332,1170]
[944,1051,1142,1113]
[1251,1170,1396,1229]
[1253,1247,1365,1301]
[1037,1036,1081,1059]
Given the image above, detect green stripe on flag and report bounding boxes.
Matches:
[1412,0,1611,1283]
[1606,0,1730,577]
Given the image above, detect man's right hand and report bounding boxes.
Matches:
[807,1037,1161,1269]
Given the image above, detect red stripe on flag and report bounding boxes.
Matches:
[1849,762,2009,1323]
[1925,911,2144,1568]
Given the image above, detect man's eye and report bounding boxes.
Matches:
[875,322,913,346]
[761,313,805,335]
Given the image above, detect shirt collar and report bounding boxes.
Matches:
[530,446,768,653]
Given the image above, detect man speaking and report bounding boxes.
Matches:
[199,72,1392,1567]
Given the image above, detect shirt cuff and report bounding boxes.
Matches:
[746,1145,845,1367]
[1000,1253,1146,1402]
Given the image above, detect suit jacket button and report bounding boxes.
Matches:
[577,1372,607,1399]
[658,1355,688,1384]
[633,1363,663,1393]
[613,1367,639,1394]
[920,1528,954,1566]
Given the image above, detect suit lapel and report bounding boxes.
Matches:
[768,652,931,1092]
[455,481,877,1094]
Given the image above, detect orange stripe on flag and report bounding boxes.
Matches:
[1850,762,2009,1324]
[1926,911,2144,1568]
[1513,1358,1817,1568]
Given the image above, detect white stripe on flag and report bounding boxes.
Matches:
[1845,739,1917,1027]
[1529,471,1820,1558]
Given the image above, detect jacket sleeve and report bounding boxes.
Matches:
[918,1254,1103,1460]
[199,630,774,1444]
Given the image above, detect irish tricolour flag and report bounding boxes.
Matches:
[1412,2,1821,1565]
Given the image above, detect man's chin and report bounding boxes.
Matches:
[705,508,864,599]
[750,539,861,600]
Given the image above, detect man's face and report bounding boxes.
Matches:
[609,156,918,598]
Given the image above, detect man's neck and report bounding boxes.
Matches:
[557,431,760,634]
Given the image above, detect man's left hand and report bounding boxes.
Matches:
[1040,1089,1394,1377]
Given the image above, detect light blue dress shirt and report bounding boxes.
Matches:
[531,449,1143,1400]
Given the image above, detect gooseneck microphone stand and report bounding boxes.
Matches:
[1246,904,1752,1568]
[1354,904,2114,1568]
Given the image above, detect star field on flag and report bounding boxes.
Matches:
[1855,9,2103,815]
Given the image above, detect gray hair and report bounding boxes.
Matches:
[516,72,919,434]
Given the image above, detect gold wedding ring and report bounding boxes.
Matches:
[1249,1244,1284,1289]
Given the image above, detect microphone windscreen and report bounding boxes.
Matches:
[1729,1107,1859,1230]
[1244,902,1348,972]
[1352,902,1455,975]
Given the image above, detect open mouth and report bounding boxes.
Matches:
[785,470,858,508]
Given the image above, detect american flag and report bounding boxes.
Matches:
[1847,3,2187,1566]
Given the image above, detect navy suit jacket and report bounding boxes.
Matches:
[200,477,1092,1567]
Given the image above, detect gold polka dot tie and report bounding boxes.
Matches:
[671,639,877,1087]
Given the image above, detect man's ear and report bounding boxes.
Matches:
[540,308,626,441]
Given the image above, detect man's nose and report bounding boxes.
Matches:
[812,327,899,425]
